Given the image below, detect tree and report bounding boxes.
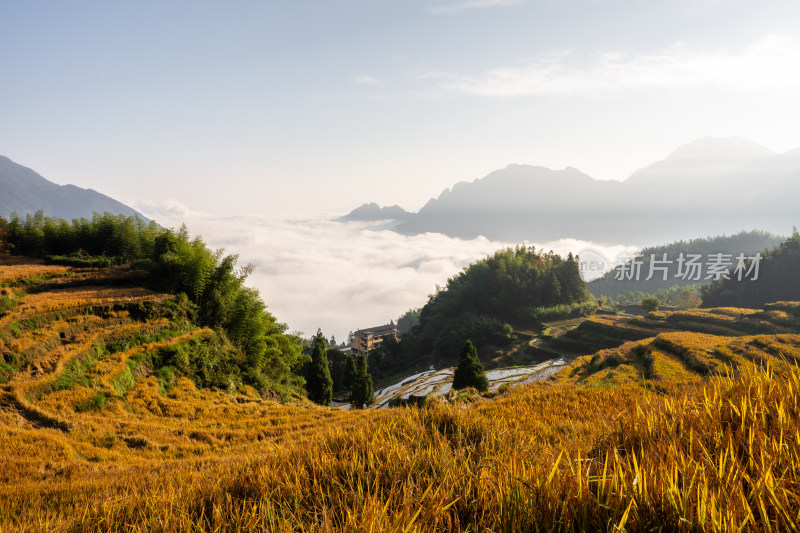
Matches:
[306,334,333,405]
[350,353,374,408]
[326,347,350,392]
[343,355,356,391]
[452,339,489,392]
[0,217,11,254]
[640,297,660,313]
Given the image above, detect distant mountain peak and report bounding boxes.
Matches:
[665,136,774,161]
[0,155,147,221]
[341,136,799,243]
[625,136,775,185]
[339,202,412,222]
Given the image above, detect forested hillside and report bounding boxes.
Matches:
[368,246,591,382]
[703,230,800,307]
[588,230,784,299]
[0,212,307,397]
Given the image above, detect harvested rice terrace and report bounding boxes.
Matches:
[2,257,800,531]
[0,259,365,477]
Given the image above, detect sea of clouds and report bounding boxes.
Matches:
[134,200,635,341]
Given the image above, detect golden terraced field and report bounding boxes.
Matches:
[1,259,799,531]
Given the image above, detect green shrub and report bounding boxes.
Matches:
[75,393,108,412]
[46,254,120,268]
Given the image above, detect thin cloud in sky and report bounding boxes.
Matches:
[429,0,527,15]
[353,74,381,86]
[423,34,800,96]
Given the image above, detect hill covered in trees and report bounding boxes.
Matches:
[702,230,800,308]
[0,212,307,398]
[368,246,591,382]
[588,230,785,301]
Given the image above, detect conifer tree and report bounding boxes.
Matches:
[350,353,374,408]
[452,339,489,392]
[306,334,333,405]
[343,355,356,392]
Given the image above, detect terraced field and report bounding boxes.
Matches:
[553,304,800,385]
[370,359,567,408]
[2,257,800,531]
[552,304,800,354]
[0,259,370,526]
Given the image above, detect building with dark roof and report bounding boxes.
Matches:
[350,322,397,355]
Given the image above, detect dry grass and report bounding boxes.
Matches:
[2,262,800,531]
[2,364,797,532]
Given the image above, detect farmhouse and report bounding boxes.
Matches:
[350,322,398,355]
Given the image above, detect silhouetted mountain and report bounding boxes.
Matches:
[350,138,799,245]
[340,202,412,222]
[0,155,145,220]
[624,137,774,187]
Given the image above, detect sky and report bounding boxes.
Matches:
[2,0,800,216]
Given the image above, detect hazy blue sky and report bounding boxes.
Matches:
[2,0,800,216]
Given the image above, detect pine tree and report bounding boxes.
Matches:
[306,335,333,405]
[452,339,489,392]
[343,355,356,392]
[350,353,374,408]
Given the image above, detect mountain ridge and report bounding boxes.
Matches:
[0,155,146,221]
[344,137,800,245]
[337,202,412,222]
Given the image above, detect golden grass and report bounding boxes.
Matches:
[0,263,69,285]
[2,262,800,531]
[2,363,798,531]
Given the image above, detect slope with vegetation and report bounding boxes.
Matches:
[2,210,800,530]
[703,229,800,307]
[550,301,800,354]
[0,245,799,529]
[588,230,784,302]
[1,274,798,532]
[368,246,592,385]
[0,212,307,398]
[553,302,800,385]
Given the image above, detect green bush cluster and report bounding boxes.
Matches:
[151,334,246,392]
[45,254,121,268]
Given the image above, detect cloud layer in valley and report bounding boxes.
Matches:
[135,201,636,341]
